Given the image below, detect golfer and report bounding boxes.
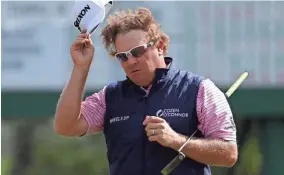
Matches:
[54,8,238,175]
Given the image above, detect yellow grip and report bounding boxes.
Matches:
[225,72,249,98]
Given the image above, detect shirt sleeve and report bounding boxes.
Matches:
[81,86,107,134]
[196,79,237,142]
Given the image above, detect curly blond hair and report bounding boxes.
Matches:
[101,7,170,57]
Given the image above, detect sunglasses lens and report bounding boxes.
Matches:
[116,53,128,62]
[130,46,146,57]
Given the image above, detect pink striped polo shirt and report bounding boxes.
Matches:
[81,79,236,142]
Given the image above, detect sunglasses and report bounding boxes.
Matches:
[115,42,154,62]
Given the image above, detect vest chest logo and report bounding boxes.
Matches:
[156,108,188,118]
[109,116,129,124]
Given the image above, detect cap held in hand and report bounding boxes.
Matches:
[72,0,113,34]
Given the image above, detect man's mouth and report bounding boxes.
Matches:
[131,70,140,73]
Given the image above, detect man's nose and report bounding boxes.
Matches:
[126,55,138,65]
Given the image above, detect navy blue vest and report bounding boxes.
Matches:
[103,57,211,175]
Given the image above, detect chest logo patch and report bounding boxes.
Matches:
[156,108,188,118]
[109,116,129,123]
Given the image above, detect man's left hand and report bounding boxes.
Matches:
[143,116,181,148]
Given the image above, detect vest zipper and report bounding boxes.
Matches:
[142,95,148,175]
[141,87,151,175]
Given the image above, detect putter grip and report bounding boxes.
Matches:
[161,152,186,175]
[225,72,248,98]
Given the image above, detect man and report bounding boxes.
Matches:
[54,7,238,175]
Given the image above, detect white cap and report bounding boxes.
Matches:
[72,0,113,34]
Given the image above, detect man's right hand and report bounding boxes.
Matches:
[70,29,95,71]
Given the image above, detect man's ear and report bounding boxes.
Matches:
[156,39,164,55]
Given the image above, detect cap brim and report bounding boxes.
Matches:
[72,1,113,34]
[87,7,105,34]
[88,1,113,34]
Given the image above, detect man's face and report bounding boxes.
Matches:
[115,30,164,87]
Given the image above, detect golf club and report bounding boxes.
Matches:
[160,71,249,175]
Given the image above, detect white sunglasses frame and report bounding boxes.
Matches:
[114,41,154,62]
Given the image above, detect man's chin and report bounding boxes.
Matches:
[128,77,146,87]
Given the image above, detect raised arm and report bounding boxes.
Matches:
[54,29,97,137]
